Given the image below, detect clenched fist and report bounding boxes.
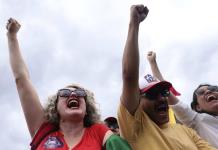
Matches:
[6,18,21,35]
[130,5,149,25]
[147,51,156,63]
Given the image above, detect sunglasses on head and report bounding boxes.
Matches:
[195,85,218,96]
[141,88,170,101]
[57,88,87,98]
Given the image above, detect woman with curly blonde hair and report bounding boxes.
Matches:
[6,18,114,150]
[44,84,101,127]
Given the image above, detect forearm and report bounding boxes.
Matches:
[7,34,30,81]
[148,54,179,104]
[122,23,140,82]
[149,59,164,81]
[7,33,44,137]
[121,22,141,115]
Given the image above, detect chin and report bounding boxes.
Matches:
[159,119,169,124]
[151,116,169,126]
[157,117,169,125]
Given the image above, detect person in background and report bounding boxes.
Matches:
[104,117,120,135]
[104,117,132,149]
[118,4,216,150]
[147,50,218,148]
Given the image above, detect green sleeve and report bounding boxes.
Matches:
[105,135,132,150]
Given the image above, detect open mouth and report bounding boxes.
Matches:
[155,102,169,113]
[206,95,217,102]
[67,97,79,109]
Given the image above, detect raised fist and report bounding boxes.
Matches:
[147,51,156,63]
[130,5,149,24]
[6,18,21,35]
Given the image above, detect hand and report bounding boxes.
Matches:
[130,5,149,25]
[6,18,21,35]
[147,51,156,63]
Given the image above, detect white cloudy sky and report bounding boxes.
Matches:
[1,0,218,149]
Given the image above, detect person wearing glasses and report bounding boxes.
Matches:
[6,18,131,150]
[147,51,218,148]
[118,4,216,150]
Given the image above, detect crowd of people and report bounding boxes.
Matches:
[6,4,218,150]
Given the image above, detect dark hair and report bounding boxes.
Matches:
[191,83,210,112]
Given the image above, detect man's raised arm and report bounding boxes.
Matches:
[121,5,149,115]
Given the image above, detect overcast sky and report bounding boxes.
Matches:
[1,0,218,149]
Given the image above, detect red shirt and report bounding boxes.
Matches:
[36,124,109,150]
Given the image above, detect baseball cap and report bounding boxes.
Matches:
[139,74,172,93]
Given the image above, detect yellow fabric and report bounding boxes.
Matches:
[168,107,176,124]
[117,103,216,150]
